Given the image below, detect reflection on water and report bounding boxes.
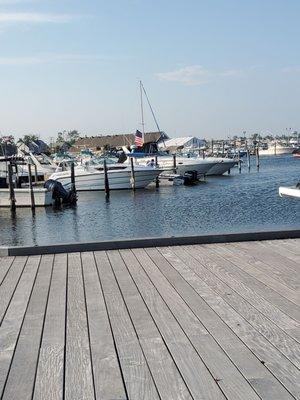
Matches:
[0,155,299,246]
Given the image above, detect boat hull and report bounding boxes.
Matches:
[206,159,238,175]
[134,156,217,177]
[0,188,53,207]
[50,167,162,191]
[279,186,300,199]
[259,146,295,156]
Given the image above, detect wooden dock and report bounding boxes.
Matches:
[0,239,299,399]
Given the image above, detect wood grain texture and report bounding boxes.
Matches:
[0,256,28,324]
[112,249,192,400]
[157,245,295,400]
[0,256,15,286]
[137,247,265,400]
[65,252,95,400]
[81,251,127,400]
[2,255,53,400]
[128,248,226,400]
[189,244,300,347]
[0,239,299,400]
[94,250,159,400]
[235,242,300,290]
[216,243,300,309]
[0,255,41,397]
[176,245,300,399]
[33,253,67,400]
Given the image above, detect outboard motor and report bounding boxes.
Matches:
[44,179,77,205]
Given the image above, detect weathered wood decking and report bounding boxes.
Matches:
[0,239,299,400]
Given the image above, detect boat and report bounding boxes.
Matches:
[205,158,238,175]
[131,154,218,177]
[279,183,300,199]
[259,144,295,156]
[0,187,54,207]
[48,163,162,191]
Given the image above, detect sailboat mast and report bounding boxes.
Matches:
[140,80,145,142]
[141,81,165,148]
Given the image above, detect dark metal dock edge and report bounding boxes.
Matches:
[0,229,299,256]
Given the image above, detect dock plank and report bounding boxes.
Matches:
[235,242,300,290]
[32,253,67,400]
[134,247,264,400]
[0,255,40,397]
[1,255,53,400]
[157,246,296,400]
[175,245,300,398]
[0,256,28,324]
[127,248,227,400]
[188,244,300,346]
[0,239,299,400]
[81,251,127,400]
[218,243,300,308]
[110,250,192,400]
[65,252,95,400]
[0,256,14,286]
[94,250,160,400]
[210,243,300,322]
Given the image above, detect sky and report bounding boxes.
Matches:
[0,0,300,141]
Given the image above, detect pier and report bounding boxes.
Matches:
[0,238,299,399]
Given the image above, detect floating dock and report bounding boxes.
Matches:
[0,238,299,399]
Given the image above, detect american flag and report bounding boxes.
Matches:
[135,130,144,147]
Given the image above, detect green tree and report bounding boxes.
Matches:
[19,134,39,145]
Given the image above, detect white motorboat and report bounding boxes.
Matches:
[131,154,218,177]
[259,145,295,156]
[205,158,238,175]
[279,184,300,199]
[0,187,53,207]
[48,164,162,191]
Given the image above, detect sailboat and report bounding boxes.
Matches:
[128,81,219,177]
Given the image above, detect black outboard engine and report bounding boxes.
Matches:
[44,179,77,205]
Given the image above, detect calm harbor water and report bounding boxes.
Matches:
[0,155,299,247]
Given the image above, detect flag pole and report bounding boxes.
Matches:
[140,80,145,144]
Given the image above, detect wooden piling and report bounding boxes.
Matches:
[173,154,177,173]
[256,146,260,171]
[70,162,76,193]
[130,158,136,191]
[222,141,225,157]
[103,159,110,195]
[8,163,16,211]
[27,163,35,210]
[247,149,251,172]
[34,164,38,183]
[211,139,214,155]
[155,156,159,188]
[238,150,242,173]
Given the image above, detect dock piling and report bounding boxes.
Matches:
[8,163,16,211]
[70,162,76,193]
[34,164,38,183]
[173,154,177,173]
[247,149,251,172]
[27,163,35,210]
[238,150,242,173]
[155,156,159,188]
[256,146,260,171]
[103,159,110,196]
[130,158,136,191]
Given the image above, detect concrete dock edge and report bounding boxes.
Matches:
[1,229,299,256]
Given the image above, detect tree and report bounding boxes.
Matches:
[66,130,80,145]
[18,134,39,145]
[0,135,17,156]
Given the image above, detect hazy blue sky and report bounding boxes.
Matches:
[0,0,299,141]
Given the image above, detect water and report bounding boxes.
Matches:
[0,155,299,247]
